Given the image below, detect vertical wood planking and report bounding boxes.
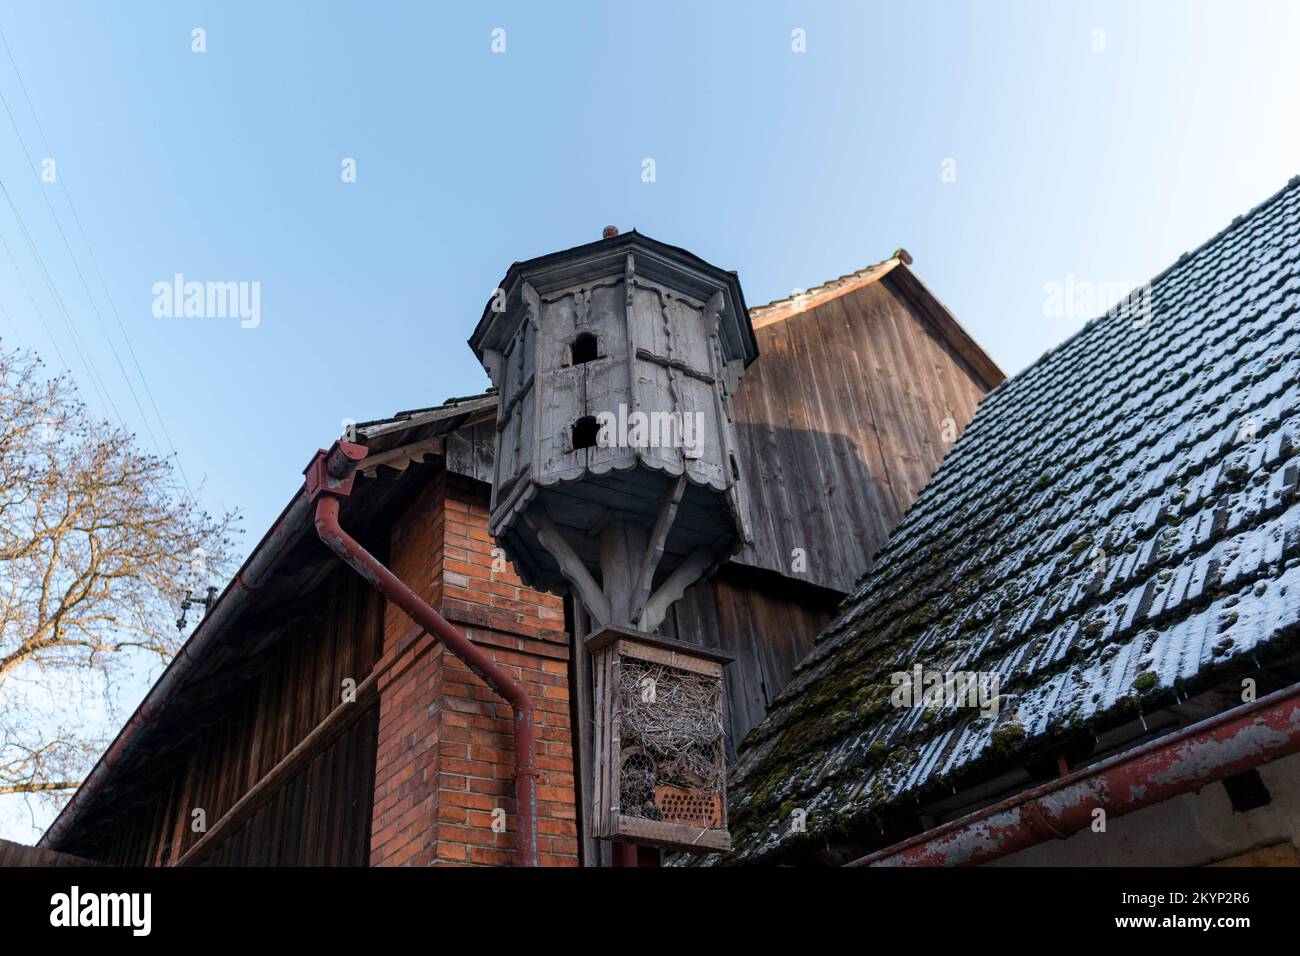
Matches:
[78,567,385,866]
[730,277,991,593]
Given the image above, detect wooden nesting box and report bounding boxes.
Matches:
[586,625,734,852]
[467,231,758,632]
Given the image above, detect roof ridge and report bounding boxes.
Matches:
[353,388,497,430]
[720,176,1300,864]
[748,250,907,321]
[1147,172,1300,290]
[984,173,1300,405]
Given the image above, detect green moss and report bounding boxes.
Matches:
[1218,611,1239,632]
[1080,615,1107,640]
[1132,671,1158,692]
[1223,461,1250,489]
[1067,535,1094,560]
[990,721,1026,752]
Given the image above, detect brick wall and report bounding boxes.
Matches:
[369,471,579,866]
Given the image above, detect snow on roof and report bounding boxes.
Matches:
[720,176,1300,864]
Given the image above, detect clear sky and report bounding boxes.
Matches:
[1,0,1298,841]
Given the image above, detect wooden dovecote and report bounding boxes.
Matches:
[468,230,759,633]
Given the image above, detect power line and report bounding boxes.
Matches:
[0,230,62,365]
[0,82,165,458]
[0,174,124,425]
[0,293,25,348]
[0,26,194,497]
[11,145,193,493]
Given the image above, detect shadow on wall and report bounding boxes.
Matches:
[659,423,905,758]
[729,421,911,594]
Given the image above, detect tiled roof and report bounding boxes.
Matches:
[353,390,496,440]
[720,177,1300,864]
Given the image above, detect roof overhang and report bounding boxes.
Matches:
[39,395,496,854]
[747,250,1006,392]
[469,230,759,370]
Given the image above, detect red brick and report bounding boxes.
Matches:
[370,472,576,867]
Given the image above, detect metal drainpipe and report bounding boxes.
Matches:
[306,441,539,867]
[849,682,1300,867]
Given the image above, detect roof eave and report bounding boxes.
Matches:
[884,264,1007,391]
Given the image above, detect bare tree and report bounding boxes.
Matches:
[0,347,236,816]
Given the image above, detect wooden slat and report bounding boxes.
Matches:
[68,568,385,866]
[0,837,100,867]
[610,816,730,852]
[729,275,992,593]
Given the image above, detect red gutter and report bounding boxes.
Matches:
[305,441,539,867]
[849,682,1300,867]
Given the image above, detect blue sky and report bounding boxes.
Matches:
[1,0,1298,840]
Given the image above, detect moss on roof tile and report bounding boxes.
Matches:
[717,176,1300,865]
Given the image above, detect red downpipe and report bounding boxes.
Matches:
[849,682,1300,867]
[306,442,539,867]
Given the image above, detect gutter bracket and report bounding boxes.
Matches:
[304,441,367,503]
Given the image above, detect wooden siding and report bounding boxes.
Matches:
[0,837,99,867]
[730,274,990,593]
[65,568,385,866]
[664,567,841,758]
[192,707,379,867]
[47,258,997,868]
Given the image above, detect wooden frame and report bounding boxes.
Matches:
[587,625,733,852]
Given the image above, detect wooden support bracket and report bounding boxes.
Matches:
[629,475,687,627]
[638,548,714,633]
[526,510,611,625]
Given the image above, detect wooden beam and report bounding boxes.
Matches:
[599,522,645,627]
[629,475,687,625]
[176,625,429,866]
[638,548,714,633]
[526,510,611,624]
[569,601,610,867]
[176,671,380,865]
[358,436,445,477]
[610,814,730,852]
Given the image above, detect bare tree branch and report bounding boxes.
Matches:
[0,345,238,803]
[0,781,79,796]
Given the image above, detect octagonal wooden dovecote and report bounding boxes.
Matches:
[468,231,758,633]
